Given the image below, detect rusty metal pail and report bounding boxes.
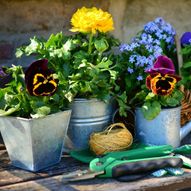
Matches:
[67,98,115,150]
[0,110,71,171]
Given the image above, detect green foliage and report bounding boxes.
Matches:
[181,44,191,89]
[142,101,161,120]
[0,66,70,118]
[16,32,119,102]
[114,91,130,117]
[131,86,183,120]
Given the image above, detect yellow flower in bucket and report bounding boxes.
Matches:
[89,123,133,156]
[70,7,114,34]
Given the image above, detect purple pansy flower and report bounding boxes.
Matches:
[25,59,58,96]
[146,55,175,75]
[180,32,191,46]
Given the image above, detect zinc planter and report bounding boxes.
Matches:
[67,98,115,150]
[135,107,181,147]
[0,110,71,172]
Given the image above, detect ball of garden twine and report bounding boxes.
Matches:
[89,123,133,155]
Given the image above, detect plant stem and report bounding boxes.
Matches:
[88,33,93,55]
[97,52,102,63]
[43,96,49,104]
[49,61,57,71]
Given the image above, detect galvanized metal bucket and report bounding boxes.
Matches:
[0,110,71,172]
[135,107,181,147]
[67,98,115,150]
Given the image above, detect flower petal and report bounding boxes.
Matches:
[146,55,175,75]
[147,73,178,96]
[70,7,114,34]
[146,73,159,89]
[25,59,58,96]
[180,32,191,46]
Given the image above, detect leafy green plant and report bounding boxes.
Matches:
[0,64,70,118]
[16,6,122,109]
[131,88,183,120]
[116,17,178,116]
[130,56,183,120]
[16,32,119,102]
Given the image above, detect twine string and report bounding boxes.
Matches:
[89,123,133,155]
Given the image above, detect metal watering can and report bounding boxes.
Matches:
[135,106,191,148]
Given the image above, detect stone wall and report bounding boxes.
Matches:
[0,0,110,67]
[0,0,191,67]
[122,0,191,42]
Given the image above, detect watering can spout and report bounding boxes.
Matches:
[180,121,191,141]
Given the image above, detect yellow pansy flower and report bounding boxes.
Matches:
[70,7,114,34]
[146,73,180,96]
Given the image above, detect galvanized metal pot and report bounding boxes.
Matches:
[0,110,71,172]
[67,98,115,150]
[135,107,181,147]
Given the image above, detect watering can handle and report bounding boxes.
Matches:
[112,108,135,124]
[180,121,191,141]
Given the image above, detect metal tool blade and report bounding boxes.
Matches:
[61,169,104,182]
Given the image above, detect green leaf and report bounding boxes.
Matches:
[181,46,191,55]
[73,51,89,65]
[182,62,191,69]
[78,62,87,69]
[116,92,130,117]
[159,89,183,107]
[145,92,155,101]
[31,106,51,118]
[166,97,179,106]
[0,104,20,116]
[94,38,109,53]
[45,32,63,48]
[64,91,73,102]
[129,90,147,105]
[159,96,168,107]
[173,89,184,100]
[63,39,72,51]
[15,48,24,58]
[24,38,41,55]
[96,59,112,69]
[142,101,161,120]
[109,70,117,80]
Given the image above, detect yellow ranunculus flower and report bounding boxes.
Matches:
[70,7,114,34]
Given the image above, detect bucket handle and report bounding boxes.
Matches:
[112,108,135,129]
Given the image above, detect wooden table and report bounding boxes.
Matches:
[1,143,191,191]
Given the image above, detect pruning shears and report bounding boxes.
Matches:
[62,144,191,182]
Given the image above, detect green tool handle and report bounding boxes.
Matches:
[102,156,183,178]
[91,145,174,172]
[99,145,173,163]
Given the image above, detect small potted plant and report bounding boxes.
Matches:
[130,55,183,147]
[116,17,178,117]
[0,59,71,171]
[16,7,119,150]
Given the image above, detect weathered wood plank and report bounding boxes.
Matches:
[1,170,191,191]
[0,150,87,187]
[0,144,5,150]
[1,137,191,190]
